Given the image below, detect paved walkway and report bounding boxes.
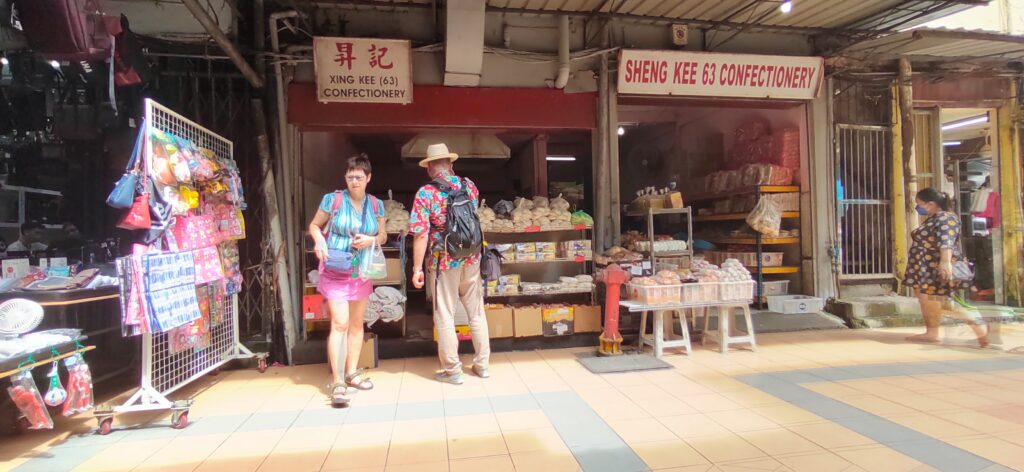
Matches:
[3,325,1024,472]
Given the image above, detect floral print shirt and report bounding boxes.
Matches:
[409,171,481,271]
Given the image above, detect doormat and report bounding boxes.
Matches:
[575,351,672,374]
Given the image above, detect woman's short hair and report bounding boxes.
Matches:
[346,153,372,175]
[916,187,951,211]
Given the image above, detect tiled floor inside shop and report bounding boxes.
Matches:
[5,325,1024,472]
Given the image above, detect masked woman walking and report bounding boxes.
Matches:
[904,188,987,347]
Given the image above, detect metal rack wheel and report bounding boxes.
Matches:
[96,417,113,435]
[171,410,189,429]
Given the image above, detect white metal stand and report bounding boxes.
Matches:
[95,99,265,435]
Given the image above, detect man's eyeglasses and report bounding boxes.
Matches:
[345,175,366,182]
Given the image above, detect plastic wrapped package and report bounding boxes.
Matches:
[7,370,53,429]
[746,197,782,237]
[62,354,94,416]
[741,164,794,187]
[550,194,571,211]
[765,192,800,212]
[570,211,593,226]
[770,128,801,169]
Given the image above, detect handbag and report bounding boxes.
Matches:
[952,260,974,282]
[321,192,369,274]
[106,119,145,209]
[357,239,388,280]
[116,193,151,230]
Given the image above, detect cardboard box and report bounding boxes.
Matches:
[516,252,538,262]
[535,242,557,254]
[434,325,472,341]
[665,191,685,209]
[358,333,379,369]
[513,306,543,337]
[302,294,328,321]
[486,304,514,339]
[572,305,602,333]
[514,242,537,253]
[380,257,403,284]
[499,274,521,286]
[542,306,574,337]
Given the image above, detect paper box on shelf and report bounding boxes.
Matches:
[486,304,514,339]
[514,242,537,253]
[302,294,328,321]
[499,274,521,286]
[513,305,543,337]
[434,325,472,341]
[358,333,379,369]
[380,257,403,283]
[2,259,30,279]
[542,305,575,337]
[535,242,557,254]
[572,305,602,333]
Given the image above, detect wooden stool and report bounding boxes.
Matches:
[702,303,757,353]
[638,309,693,358]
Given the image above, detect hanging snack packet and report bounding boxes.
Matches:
[7,370,54,429]
[62,354,95,416]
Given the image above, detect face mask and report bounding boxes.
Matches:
[915,205,929,216]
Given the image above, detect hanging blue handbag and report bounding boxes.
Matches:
[106,119,146,209]
[320,191,369,274]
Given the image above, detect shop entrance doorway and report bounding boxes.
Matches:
[939,108,1001,303]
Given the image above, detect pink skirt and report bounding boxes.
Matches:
[318,268,373,302]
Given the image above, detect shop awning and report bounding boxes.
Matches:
[843,28,1024,63]
[313,0,983,34]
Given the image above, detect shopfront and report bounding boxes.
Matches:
[610,49,830,305]
[287,50,604,359]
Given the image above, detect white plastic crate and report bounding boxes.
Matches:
[627,283,681,305]
[760,280,790,296]
[680,283,718,303]
[720,281,755,301]
[767,295,824,314]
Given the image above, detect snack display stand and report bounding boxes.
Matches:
[625,207,694,270]
[484,226,595,304]
[94,99,264,435]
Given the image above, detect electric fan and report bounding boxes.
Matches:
[0,298,45,338]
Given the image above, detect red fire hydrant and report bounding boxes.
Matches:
[597,264,629,356]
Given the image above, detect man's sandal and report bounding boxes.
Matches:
[345,369,374,391]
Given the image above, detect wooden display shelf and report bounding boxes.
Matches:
[708,237,800,245]
[685,185,799,203]
[503,257,592,265]
[485,289,593,300]
[752,266,800,274]
[694,211,800,222]
[485,225,592,235]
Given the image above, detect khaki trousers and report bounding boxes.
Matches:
[429,260,490,375]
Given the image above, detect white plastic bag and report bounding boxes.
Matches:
[358,240,388,280]
[746,197,782,237]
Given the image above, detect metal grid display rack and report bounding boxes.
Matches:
[94,99,266,435]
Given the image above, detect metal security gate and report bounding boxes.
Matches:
[836,124,895,279]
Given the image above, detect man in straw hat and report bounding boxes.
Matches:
[410,143,491,384]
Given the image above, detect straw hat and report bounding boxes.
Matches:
[418,143,459,168]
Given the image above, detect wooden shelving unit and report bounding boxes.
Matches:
[694,211,800,222]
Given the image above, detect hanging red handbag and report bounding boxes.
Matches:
[117,125,152,230]
[117,193,151,230]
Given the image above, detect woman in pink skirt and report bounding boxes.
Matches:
[307,154,386,406]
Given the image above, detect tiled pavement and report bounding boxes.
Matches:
[4,325,1024,472]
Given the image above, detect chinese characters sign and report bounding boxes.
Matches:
[617,50,824,100]
[314,37,413,104]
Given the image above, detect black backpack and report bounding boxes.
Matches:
[429,177,483,260]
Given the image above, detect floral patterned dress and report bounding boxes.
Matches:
[904,211,969,296]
